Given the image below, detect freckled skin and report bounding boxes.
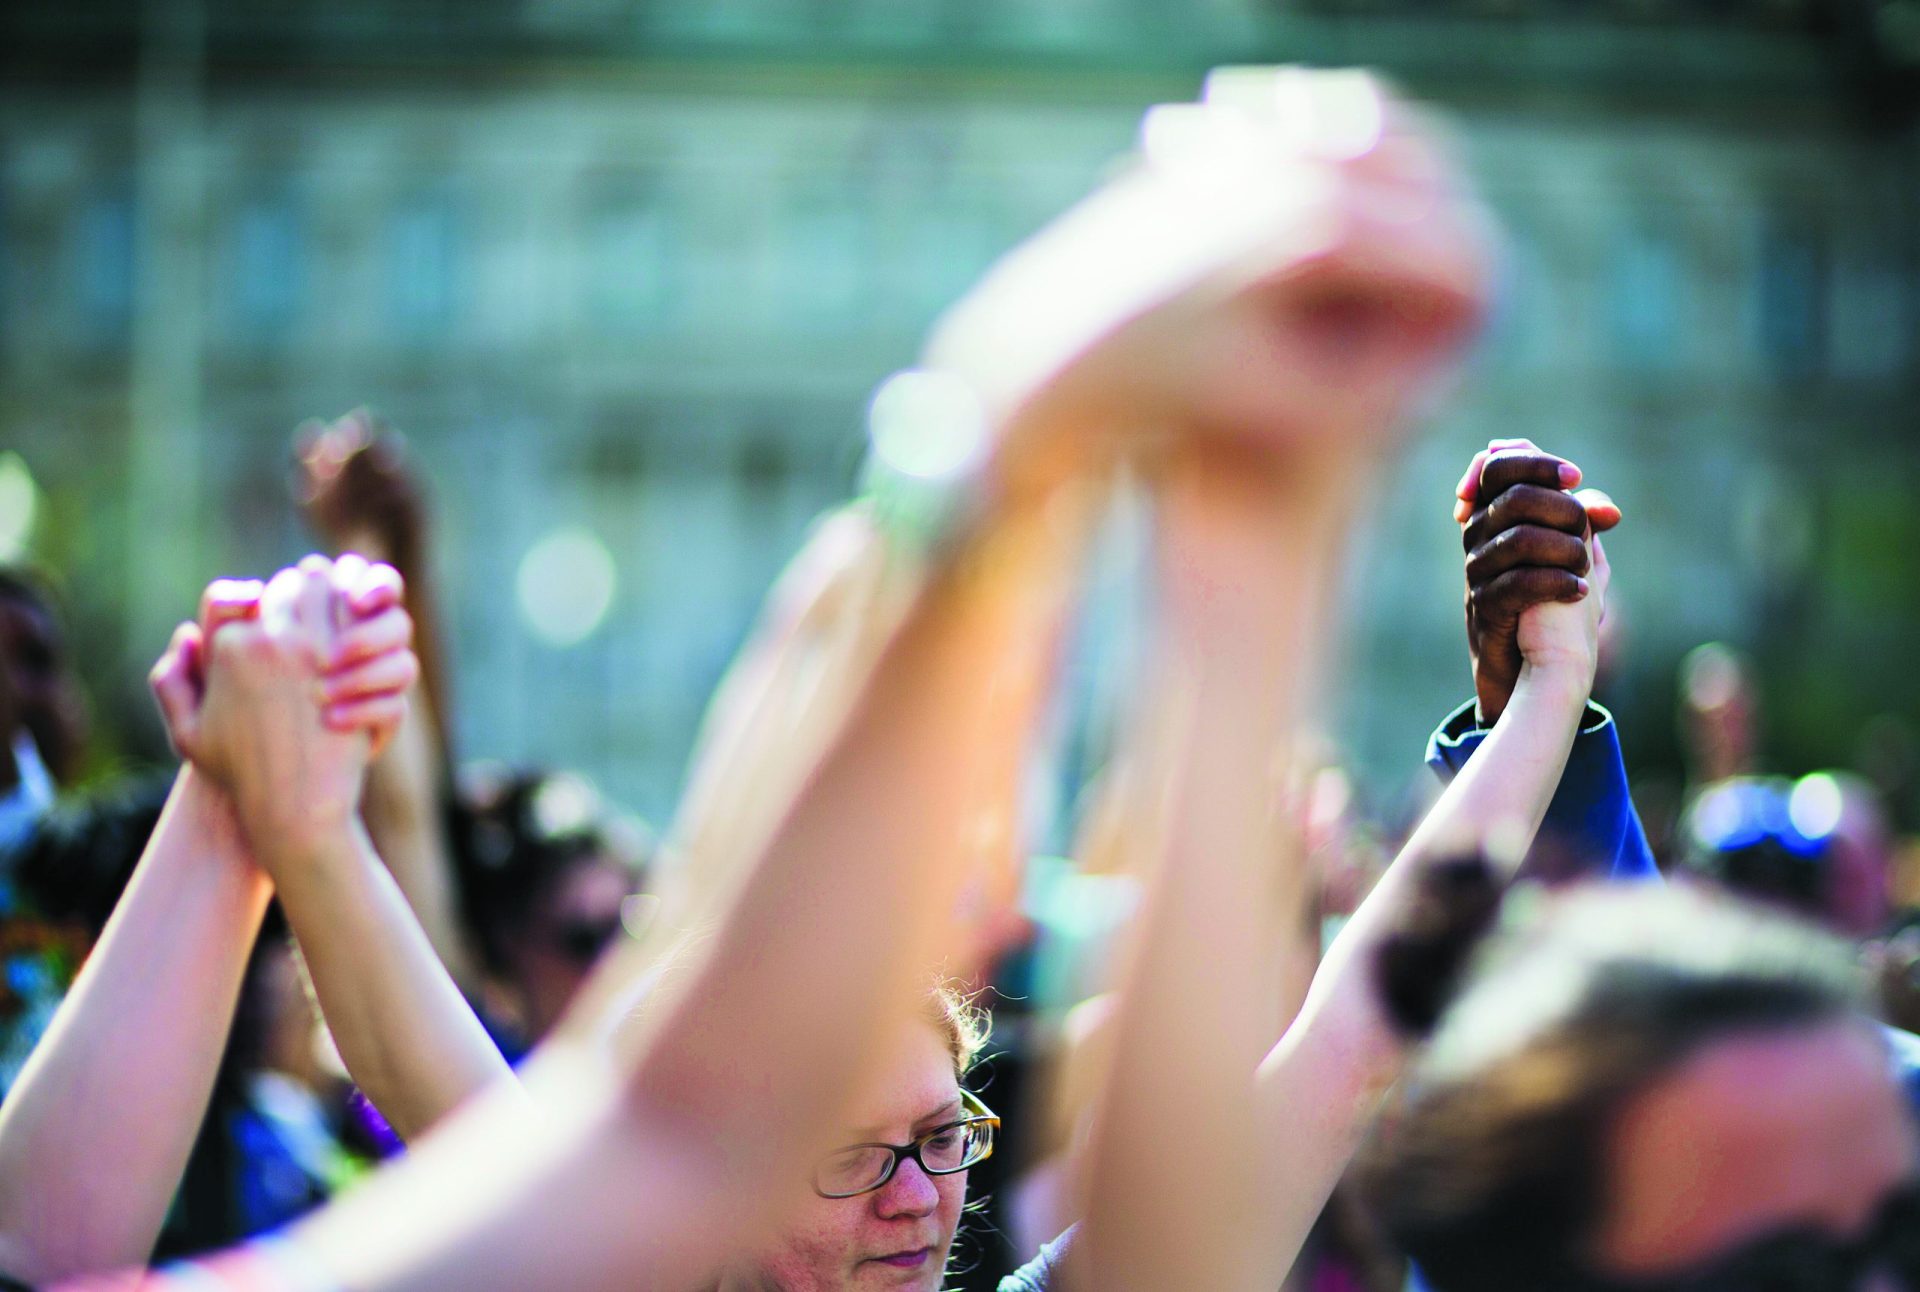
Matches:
[736,1023,971,1291]
[1594,1017,1917,1282]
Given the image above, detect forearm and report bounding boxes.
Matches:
[1250,663,1592,1256]
[621,483,1099,1210]
[267,818,513,1142]
[359,690,476,989]
[51,1048,721,1292]
[1075,464,1349,1292]
[0,768,270,1284]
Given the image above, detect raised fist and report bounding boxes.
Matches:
[295,410,428,572]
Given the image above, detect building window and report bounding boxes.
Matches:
[225,192,307,344]
[385,190,461,338]
[68,190,135,348]
[1607,226,1684,375]
[1753,217,1826,380]
[586,184,674,335]
[777,186,873,332]
[1826,247,1911,381]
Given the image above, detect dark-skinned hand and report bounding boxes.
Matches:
[1454,437,1622,724]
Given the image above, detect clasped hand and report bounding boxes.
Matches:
[149,553,418,851]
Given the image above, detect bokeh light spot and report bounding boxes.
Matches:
[1789,773,1844,842]
[516,527,617,648]
[867,369,988,481]
[0,453,38,562]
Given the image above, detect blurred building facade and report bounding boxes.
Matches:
[1,0,1915,818]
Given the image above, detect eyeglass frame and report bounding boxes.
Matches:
[810,1090,999,1199]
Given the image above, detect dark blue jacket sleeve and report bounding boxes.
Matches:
[1425,698,1659,882]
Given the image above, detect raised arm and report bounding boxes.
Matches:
[259,353,1114,1292]
[40,68,1493,1292]
[0,762,265,1286]
[1428,438,1657,882]
[1246,447,1614,1285]
[296,413,476,989]
[193,556,513,1142]
[0,573,409,1286]
[1063,70,1498,1292]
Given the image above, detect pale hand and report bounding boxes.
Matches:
[925,67,1496,495]
[1514,531,1609,698]
[149,555,418,851]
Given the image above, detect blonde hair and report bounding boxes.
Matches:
[926,978,990,1079]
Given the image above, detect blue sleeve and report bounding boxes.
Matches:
[1425,698,1659,883]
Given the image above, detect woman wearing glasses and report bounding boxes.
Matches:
[723,986,996,1290]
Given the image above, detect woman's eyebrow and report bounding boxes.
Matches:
[844,1096,963,1141]
[913,1097,964,1129]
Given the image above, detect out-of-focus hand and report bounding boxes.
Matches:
[295,410,428,570]
[1458,438,1621,723]
[149,556,418,846]
[925,68,1495,500]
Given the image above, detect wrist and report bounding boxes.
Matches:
[235,787,360,865]
[251,813,372,903]
[1472,681,1510,729]
[174,764,252,852]
[1509,659,1594,715]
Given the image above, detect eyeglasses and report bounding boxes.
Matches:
[1565,1181,1920,1292]
[811,1091,998,1199]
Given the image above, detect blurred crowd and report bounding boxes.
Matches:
[1,65,1918,1292]
[1,415,658,1251]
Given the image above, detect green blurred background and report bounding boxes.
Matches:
[1,0,1917,832]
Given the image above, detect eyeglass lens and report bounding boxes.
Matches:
[814,1120,992,1197]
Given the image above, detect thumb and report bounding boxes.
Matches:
[1576,488,1621,535]
[150,622,206,756]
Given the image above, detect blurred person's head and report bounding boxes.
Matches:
[728,983,992,1292]
[1365,878,1918,1292]
[451,765,654,1042]
[1682,773,1894,938]
[1678,642,1757,788]
[0,566,88,786]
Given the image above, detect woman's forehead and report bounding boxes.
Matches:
[837,1023,963,1137]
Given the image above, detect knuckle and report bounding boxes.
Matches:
[1543,495,1586,534]
[1464,539,1502,584]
